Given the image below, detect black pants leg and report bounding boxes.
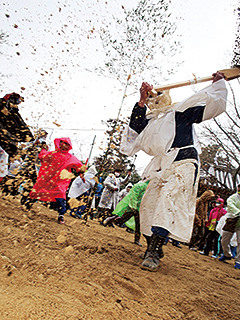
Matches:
[198,227,210,250]
[134,211,141,243]
[114,210,141,242]
[204,230,218,255]
[115,211,134,225]
[189,224,202,248]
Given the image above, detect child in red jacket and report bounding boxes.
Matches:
[30,137,85,224]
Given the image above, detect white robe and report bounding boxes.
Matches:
[98,174,130,210]
[216,215,237,247]
[120,79,227,181]
[120,80,227,241]
[68,166,97,199]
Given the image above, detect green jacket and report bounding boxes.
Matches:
[112,180,150,230]
[226,193,240,228]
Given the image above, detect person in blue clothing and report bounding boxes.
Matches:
[120,72,227,271]
[95,177,103,209]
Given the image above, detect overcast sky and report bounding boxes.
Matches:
[0,0,238,173]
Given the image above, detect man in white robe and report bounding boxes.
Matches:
[120,72,227,271]
[218,184,240,269]
[68,165,97,218]
[97,169,131,224]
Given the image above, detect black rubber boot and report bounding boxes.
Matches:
[102,215,117,226]
[134,232,142,246]
[139,235,151,259]
[140,234,164,260]
[141,234,165,272]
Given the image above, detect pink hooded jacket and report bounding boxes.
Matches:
[30,137,83,202]
[206,198,226,230]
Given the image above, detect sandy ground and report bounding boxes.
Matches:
[0,195,239,320]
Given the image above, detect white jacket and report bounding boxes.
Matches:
[68,166,97,199]
[120,79,227,181]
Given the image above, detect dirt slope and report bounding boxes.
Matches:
[0,195,239,320]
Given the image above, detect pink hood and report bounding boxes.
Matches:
[54,137,72,152]
[206,198,226,227]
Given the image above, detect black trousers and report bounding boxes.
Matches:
[115,210,140,242]
[204,230,220,256]
[189,222,204,249]
[197,226,210,250]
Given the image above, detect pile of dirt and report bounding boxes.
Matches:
[0,195,239,320]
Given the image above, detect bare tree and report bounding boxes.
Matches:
[93,0,181,118]
[91,0,181,180]
[199,2,240,190]
[200,80,240,189]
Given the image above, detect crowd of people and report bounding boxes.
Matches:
[0,71,239,272]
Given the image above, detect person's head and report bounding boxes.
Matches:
[87,165,97,176]
[215,198,224,207]
[114,169,121,177]
[146,90,172,112]
[59,140,71,151]
[37,129,48,142]
[54,137,72,152]
[126,183,133,192]
[201,190,215,202]
[3,92,24,105]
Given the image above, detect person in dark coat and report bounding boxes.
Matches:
[0,92,33,160]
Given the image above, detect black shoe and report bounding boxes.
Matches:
[173,243,182,249]
[103,216,116,226]
[219,255,232,262]
[139,248,164,260]
[141,255,160,272]
[157,248,164,259]
[199,251,208,256]
[189,247,197,251]
[140,234,165,272]
[134,241,142,246]
[58,216,65,224]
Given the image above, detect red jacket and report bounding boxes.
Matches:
[30,137,83,202]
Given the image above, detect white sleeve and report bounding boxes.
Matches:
[120,125,140,156]
[202,79,228,121]
[174,79,228,121]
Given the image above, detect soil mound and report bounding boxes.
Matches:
[0,196,239,320]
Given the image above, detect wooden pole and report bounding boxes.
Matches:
[149,67,240,97]
[88,135,96,164]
